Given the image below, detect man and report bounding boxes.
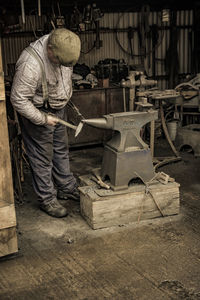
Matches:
[11,28,81,218]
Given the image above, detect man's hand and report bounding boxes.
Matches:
[46,114,58,126]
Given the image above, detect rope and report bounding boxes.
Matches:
[137,184,165,223]
[135,172,165,222]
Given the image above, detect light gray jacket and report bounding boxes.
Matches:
[11,34,73,125]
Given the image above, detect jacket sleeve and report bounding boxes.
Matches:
[11,62,46,125]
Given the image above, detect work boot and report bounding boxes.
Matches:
[40,199,68,218]
[57,187,80,202]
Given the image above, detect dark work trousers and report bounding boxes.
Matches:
[19,107,77,204]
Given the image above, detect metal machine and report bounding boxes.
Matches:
[121,71,157,111]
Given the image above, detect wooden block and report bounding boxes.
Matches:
[0,201,17,230]
[0,227,18,257]
[79,181,180,229]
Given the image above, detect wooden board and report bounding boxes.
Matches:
[79,181,180,230]
[0,227,18,257]
[0,37,17,257]
[0,39,14,207]
[0,201,17,230]
[0,39,5,101]
[0,102,14,206]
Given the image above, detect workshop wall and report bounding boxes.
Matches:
[78,10,193,89]
[2,15,47,78]
[2,10,193,89]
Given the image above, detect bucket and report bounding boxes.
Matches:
[167,120,178,141]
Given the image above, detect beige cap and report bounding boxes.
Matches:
[48,28,81,67]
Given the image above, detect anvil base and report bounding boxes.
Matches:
[101,145,156,191]
[78,176,180,230]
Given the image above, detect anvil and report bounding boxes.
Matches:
[83,110,158,190]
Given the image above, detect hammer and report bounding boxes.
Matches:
[48,114,84,137]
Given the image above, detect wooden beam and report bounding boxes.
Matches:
[0,37,5,101]
[0,37,18,257]
[0,203,17,230]
[0,102,15,205]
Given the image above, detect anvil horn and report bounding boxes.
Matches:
[82,118,111,129]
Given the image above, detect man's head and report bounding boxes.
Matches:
[47,28,81,67]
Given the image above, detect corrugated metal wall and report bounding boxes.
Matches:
[2,15,47,75]
[79,10,193,89]
[2,10,193,89]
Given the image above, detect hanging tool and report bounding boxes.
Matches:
[38,0,41,17]
[165,11,179,88]
[127,27,134,59]
[20,0,25,24]
[94,20,102,49]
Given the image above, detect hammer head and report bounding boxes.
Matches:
[75,121,84,137]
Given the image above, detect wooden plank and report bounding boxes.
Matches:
[0,38,5,101]
[0,101,14,205]
[80,181,180,230]
[0,199,9,208]
[0,37,17,257]
[0,227,18,257]
[0,203,17,230]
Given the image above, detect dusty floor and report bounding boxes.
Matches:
[1,139,200,300]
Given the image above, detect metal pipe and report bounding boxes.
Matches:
[20,0,25,24]
[38,0,41,17]
[160,101,179,157]
[150,120,155,158]
[122,87,126,112]
[129,87,135,111]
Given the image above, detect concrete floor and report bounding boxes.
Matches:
[1,140,200,300]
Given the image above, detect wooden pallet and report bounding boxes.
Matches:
[0,38,18,257]
[79,174,180,230]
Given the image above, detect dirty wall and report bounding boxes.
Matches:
[2,10,193,89]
